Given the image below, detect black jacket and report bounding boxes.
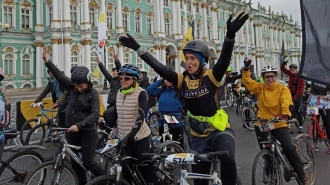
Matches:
[139,76,150,89]
[98,60,122,105]
[45,61,100,132]
[34,77,65,103]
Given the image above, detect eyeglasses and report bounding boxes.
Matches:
[264,75,276,79]
[289,68,297,70]
[119,76,133,81]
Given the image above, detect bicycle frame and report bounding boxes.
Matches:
[308,113,328,141]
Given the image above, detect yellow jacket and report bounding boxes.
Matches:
[242,70,293,129]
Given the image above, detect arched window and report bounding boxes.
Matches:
[108,52,114,71]
[136,56,143,69]
[89,8,96,27]
[165,15,171,36]
[90,51,98,73]
[4,54,14,75]
[71,51,78,66]
[187,2,192,12]
[22,54,31,74]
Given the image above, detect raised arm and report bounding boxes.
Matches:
[146,80,163,97]
[242,69,261,95]
[34,83,51,103]
[280,63,291,76]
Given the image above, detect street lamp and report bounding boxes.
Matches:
[0,22,10,32]
[103,31,111,90]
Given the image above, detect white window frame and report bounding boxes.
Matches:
[180,0,183,9]
[146,15,153,35]
[20,8,32,30]
[3,6,15,28]
[136,54,143,69]
[124,53,130,64]
[165,16,171,36]
[89,7,97,27]
[3,54,14,75]
[71,51,79,67]
[122,12,130,32]
[70,5,78,26]
[108,52,115,72]
[195,3,200,13]
[90,51,98,74]
[135,13,142,34]
[206,7,210,16]
[208,24,211,41]
[164,0,170,7]
[47,6,53,27]
[196,23,201,39]
[21,54,32,75]
[187,1,192,12]
[181,16,184,35]
[107,11,114,31]
[222,11,226,21]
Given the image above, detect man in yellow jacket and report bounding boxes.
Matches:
[242,61,310,185]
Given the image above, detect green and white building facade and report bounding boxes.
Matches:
[0,0,301,89]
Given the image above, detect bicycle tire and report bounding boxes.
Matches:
[236,100,241,115]
[0,150,44,184]
[236,174,243,185]
[158,142,185,154]
[24,124,61,161]
[147,112,160,136]
[295,137,317,185]
[85,175,129,185]
[252,149,283,185]
[20,118,39,145]
[23,161,79,185]
[226,93,235,110]
[241,107,255,131]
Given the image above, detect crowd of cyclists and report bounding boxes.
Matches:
[0,11,328,185]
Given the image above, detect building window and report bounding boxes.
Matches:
[217,11,219,19]
[70,6,77,26]
[4,6,14,27]
[164,0,169,7]
[196,3,200,13]
[89,8,96,27]
[146,0,151,4]
[4,54,13,75]
[165,16,171,36]
[108,52,114,71]
[90,51,98,73]
[223,27,226,40]
[123,13,129,32]
[48,6,53,26]
[48,52,52,61]
[71,51,78,67]
[135,14,141,33]
[107,11,113,30]
[207,22,211,41]
[187,2,191,11]
[196,22,201,39]
[22,54,31,74]
[136,56,143,69]
[181,16,184,34]
[124,53,129,64]
[217,26,221,41]
[206,7,210,16]
[222,11,225,21]
[21,8,30,29]
[147,16,153,35]
[180,0,183,9]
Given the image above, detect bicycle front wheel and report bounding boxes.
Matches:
[23,161,78,185]
[85,175,129,185]
[241,107,256,131]
[226,92,235,110]
[147,112,160,136]
[20,118,39,145]
[252,149,283,185]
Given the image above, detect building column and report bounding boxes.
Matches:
[201,2,208,41]
[159,0,165,37]
[192,1,196,36]
[174,54,180,72]
[171,0,177,37]
[115,0,123,33]
[81,40,91,69]
[64,39,72,76]
[35,0,43,32]
[211,5,218,42]
[178,47,185,73]
[62,0,71,28]
[175,0,182,39]
[183,1,188,36]
[249,18,255,48]
[117,43,124,65]
[81,0,90,30]
[269,26,274,50]
[100,0,105,12]
[153,0,160,34]
[160,45,166,65]
[34,42,43,87]
[51,38,60,67]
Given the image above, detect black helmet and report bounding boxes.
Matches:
[118,64,141,80]
[71,66,79,73]
[182,40,210,66]
[71,66,90,84]
[289,64,298,69]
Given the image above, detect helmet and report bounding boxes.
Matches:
[289,64,298,69]
[183,40,210,66]
[261,65,277,74]
[227,67,232,72]
[70,66,79,73]
[284,56,291,62]
[71,66,90,84]
[118,64,141,80]
[0,67,4,81]
[140,68,147,74]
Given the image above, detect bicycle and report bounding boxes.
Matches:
[241,94,257,131]
[87,151,243,185]
[249,117,316,185]
[306,99,330,152]
[19,102,58,145]
[23,128,96,185]
[224,82,236,110]
[146,109,159,136]
[236,87,248,115]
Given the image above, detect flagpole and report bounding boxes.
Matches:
[103,32,111,90]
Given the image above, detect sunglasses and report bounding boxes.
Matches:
[264,75,276,79]
[119,76,133,81]
[289,68,297,70]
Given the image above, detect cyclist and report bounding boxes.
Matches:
[225,67,239,99]
[119,12,249,185]
[0,67,6,161]
[30,69,65,107]
[95,53,122,133]
[146,78,185,149]
[108,64,159,184]
[309,81,330,153]
[42,49,106,185]
[281,59,305,133]
[242,63,310,184]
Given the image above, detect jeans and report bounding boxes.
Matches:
[255,126,306,182]
[294,95,304,127]
[66,131,106,185]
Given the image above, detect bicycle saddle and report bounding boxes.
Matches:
[3,128,19,140]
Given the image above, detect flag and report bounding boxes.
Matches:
[299,0,330,85]
[98,11,106,61]
[93,67,100,79]
[180,20,195,69]
[240,44,249,69]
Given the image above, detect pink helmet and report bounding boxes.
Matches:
[0,67,4,81]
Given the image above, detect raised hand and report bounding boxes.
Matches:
[114,52,118,60]
[95,57,100,64]
[118,34,141,51]
[226,12,249,39]
[42,45,48,63]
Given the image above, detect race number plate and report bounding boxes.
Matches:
[100,139,119,153]
[227,84,232,88]
[259,122,275,132]
[306,106,319,115]
[164,115,179,124]
[166,153,195,164]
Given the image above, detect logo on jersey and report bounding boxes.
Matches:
[184,85,209,98]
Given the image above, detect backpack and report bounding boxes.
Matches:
[0,103,10,128]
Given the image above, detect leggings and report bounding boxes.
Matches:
[66,131,106,185]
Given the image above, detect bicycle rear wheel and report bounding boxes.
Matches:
[20,118,39,145]
[85,175,129,185]
[241,107,256,131]
[252,149,283,185]
[226,92,235,110]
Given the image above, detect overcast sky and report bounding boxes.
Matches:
[250,0,301,26]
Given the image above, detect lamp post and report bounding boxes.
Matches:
[103,31,111,90]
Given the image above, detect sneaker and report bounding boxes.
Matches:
[298,126,303,133]
[313,144,319,152]
[327,147,330,154]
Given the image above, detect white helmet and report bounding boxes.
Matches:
[140,68,147,73]
[261,65,277,74]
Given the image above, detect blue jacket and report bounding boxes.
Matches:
[146,80,184,128]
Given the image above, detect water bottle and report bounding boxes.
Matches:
[78,152,82,160]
